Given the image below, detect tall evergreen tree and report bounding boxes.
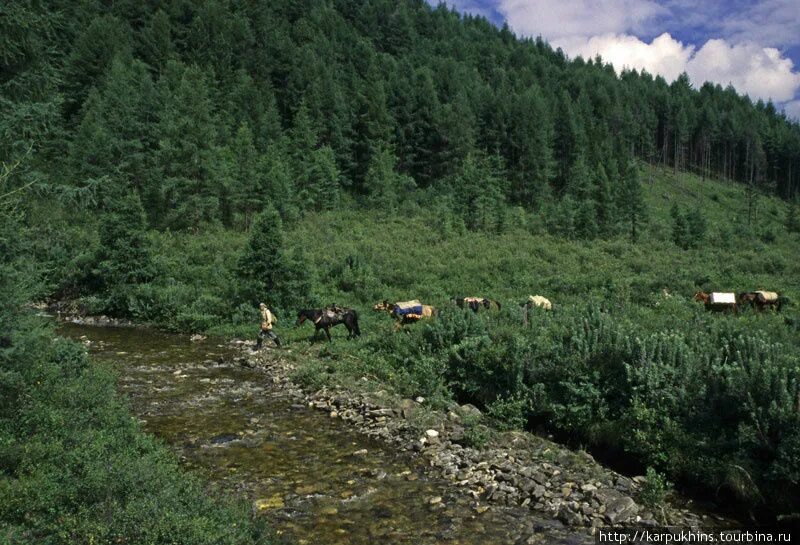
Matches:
[553,90,582,194]
[157,63,219,229]
[507,86,554,208]
[237,206,310,311]
[69,57,159,206]
[93,192,153,314]
[617,160,647,242]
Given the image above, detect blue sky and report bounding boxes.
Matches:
[436,0,800,120]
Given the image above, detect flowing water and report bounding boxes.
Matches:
[59,323,590,545]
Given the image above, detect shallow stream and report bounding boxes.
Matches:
[59,323,590,545]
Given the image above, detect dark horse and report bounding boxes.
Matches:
[295,307,361,342]
[451,296,501,313]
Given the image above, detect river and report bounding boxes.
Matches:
[59,322,591,545]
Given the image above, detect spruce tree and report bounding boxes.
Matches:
[69,57,159,205]
[671,203,689,249]
[365,145,415,211]
[594,162,616,236]
[567,153,598,239]
[237,207,310,311]
[157,63,219,229]
[686,207,707,248]
[94,192,153,314]
[618,160,647,242]
[553,90,582,194]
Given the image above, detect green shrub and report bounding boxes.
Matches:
[640,467,672,507]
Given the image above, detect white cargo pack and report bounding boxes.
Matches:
[710,292,736,305]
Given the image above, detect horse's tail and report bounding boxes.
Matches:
[351,309,361,337]
[494,300,502,311]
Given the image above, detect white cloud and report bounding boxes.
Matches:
[712,0,800,50]
[687,40,800,103]
[558,33,800,103]
[494,0,800,106]
[499,0,666,42]
[558,32,693,82]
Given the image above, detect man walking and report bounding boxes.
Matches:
[255,302,281,349]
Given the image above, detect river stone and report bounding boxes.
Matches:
[459,403,482,419]
[604,496,639,524]
[352,448,368,456]
[558,506,583,526]
[425,429,440,438]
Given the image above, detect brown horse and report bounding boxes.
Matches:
[693,291,737,314]
[738,291,782,312]
[451,296,502,313]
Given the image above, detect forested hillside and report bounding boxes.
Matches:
[4,0,800,228]
[3,0,800,526]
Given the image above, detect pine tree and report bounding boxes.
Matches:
[228,122,261,228]
[671,203,689,249]
[507,86,554,208]
[237,207,310,311]
[456,152,505,232]
[137,9,173,74]
[94,192,153,314]
[618,160,647,242]
[566,153,598,239]
[157,62,219,229]
[553,90,582,194]
[293,142,338,212]
[63,15,132,124]
[595,162,616,236]
[351,75,394,191]
[686,207,707,248]
[69,57,159,206]
[262,146,298,221]
[365,145,415,211]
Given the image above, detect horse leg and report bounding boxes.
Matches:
[325,326,332,342]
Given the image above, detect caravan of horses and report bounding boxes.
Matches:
[292,287,783,342]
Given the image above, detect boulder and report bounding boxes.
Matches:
[605,496,639,524]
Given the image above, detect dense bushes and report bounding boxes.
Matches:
[371,302,800,516]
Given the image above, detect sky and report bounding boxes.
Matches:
[436,0,800,120]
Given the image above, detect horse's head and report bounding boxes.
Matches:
[373,300,392,312]
[295,311,308,327]
[693,291,708,303]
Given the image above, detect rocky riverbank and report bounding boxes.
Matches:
[239,343,726,532]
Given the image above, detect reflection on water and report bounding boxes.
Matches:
[59,323,589,545]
